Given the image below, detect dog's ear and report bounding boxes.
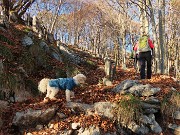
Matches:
[80,74,86,79]
[79,76,86,84]
[79,74,86,80]
[73,74,86,84]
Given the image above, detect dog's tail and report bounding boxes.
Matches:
[38,78,50,93]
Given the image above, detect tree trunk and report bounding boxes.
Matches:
[49,0,62,34]
[158,0,166,74]
[2,0,35,21]
[148,0,161,73]
[175,36,180,80]
[112,38,119,80]
[122,31,126,69]
[139,0,148,34]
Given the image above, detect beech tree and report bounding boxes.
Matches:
[166,0,180,79]
[158,0,166,74]
[2,0,35,21]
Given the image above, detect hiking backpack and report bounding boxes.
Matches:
[138,35,151,52]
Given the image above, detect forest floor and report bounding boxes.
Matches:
[1,61,179,135]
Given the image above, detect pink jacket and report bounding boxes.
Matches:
[133,39,154,51]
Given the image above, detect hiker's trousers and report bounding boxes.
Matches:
[138,51,152,79]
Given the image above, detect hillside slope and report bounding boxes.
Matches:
[0,23,179,135]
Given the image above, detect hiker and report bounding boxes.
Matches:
[133,33,154,79]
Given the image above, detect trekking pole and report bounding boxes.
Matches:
[134,55,139,73]
[134,57,136,70]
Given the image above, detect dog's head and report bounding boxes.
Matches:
[73,74,86,85]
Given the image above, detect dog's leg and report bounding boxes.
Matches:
[46,86,51,98]
[49,87,59,101]
[70,91,75,98]
[43,84,52,102]
[65,89,71,102]
[43,89,51,103]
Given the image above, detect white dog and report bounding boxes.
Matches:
[38,74,86,102]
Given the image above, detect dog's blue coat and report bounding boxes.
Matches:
[49,78,76,90]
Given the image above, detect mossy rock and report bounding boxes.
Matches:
[86,60,97,69]
[18,51,35,74]
[29,44,49,68]
[23,27,32,33]
[66,65,80,77]
[25,79,39,96]
[114,94,143,125]
[55,68,67,78]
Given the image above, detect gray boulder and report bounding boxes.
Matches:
[127,121,149,135]
[148,114,162,134]
[12,107,57,129]
[39,40,49,52]
[78,126,100,135]
[21,35,33,46]
[112,80,139,93]
[51,52,62,62]
[94,102,116,119]
[128,84,160,97]
[66,102,94,115]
